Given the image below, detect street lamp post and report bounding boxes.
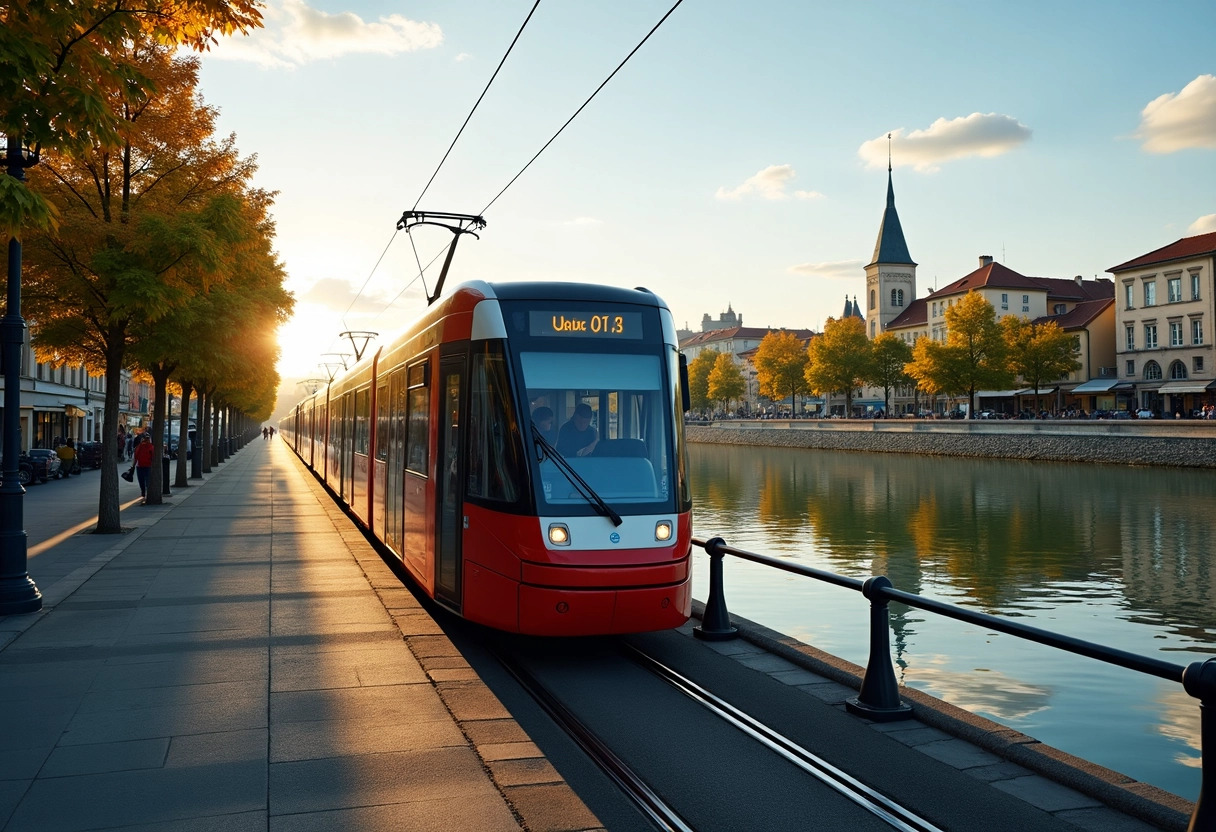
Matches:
[0,134,42,614]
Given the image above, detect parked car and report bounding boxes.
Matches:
[1135,409,1155,419]
[75,441,103,469]
[24,449,60,482]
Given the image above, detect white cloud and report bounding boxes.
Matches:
[788,259,864,279]
[859,113,1032,172]
[1190,214,1216,234]
[563,217,603,227]
[212,0,442,68]
[715,164,824,201]
[1135,75,1216,153]
[455,52,473,63]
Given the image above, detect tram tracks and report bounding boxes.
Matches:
[490,636,944,832]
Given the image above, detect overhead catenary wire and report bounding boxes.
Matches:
[478,0,685,216]
[413,0,542,211]
[321,0,686,365]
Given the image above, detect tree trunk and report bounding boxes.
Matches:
[199,384,213,474]
[145,364,172,505]
[96,339,126,533]
[174,379,193,487]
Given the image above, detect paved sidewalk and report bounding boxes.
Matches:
[0,440,600,832]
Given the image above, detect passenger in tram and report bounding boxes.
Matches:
[531,406,556,446]
[557,403,598,458]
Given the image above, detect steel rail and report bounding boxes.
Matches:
[492,647,695,832]
[625,644,946,832]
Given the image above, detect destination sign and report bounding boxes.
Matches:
[529,311,643,339]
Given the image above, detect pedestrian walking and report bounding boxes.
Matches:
[133,433,154,503]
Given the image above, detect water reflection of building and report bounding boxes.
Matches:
[1117,496,1216,636]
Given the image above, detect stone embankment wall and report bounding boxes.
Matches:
[685,421,1216,468]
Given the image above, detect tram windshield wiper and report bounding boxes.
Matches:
[532,426,622,527]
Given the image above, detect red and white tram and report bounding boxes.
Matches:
[279,281,692,636]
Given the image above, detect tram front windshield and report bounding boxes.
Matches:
[519,350,676,515]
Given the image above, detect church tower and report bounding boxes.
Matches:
[864,154,917,339]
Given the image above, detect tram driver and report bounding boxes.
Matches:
[557,403,598,458]
[531,406,556,446]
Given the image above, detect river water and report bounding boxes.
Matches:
[687,442,1213,801]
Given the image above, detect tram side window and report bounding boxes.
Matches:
[355,388,370,455]
[375,384,388,461]
[467,347,523,503]
[406,362,430,475]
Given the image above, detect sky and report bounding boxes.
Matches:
[192,1,1216,423]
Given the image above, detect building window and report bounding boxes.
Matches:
[870,320,876,337]
[1144,323,1158,349]
[1126,360,1135,376]
[1193,319,1204,345]
[1170,321,1183,347]
[1144,361,1162,381]
[890,288,904,307]
[1053,303,1066,314]
[1192,272,1201,300]
[1125,283,1134,309]
[1168,277,1182,303]
[1145,281,1156,306]
[1169,360,1188,380]
[1125,326,1134,350]
[1195,356,1205,372]
[869,289,875,310]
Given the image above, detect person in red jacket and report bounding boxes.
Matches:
[132,433,155,502]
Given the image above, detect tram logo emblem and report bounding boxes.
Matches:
[609,532,620,545]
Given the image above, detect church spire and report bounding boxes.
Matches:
[867,152,917,268]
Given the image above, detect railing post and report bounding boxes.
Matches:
[694,537,738,641]
[1183,658,1215,831]
[846,575,912,722]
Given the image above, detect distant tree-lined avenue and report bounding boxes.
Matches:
[3,2,285,533]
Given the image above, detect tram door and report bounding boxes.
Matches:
[384,368,405,555]
[435,355,464,607]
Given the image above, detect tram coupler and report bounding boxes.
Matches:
[1183,657,1215,832]
[694,537,738,641]
[846,575,913,722]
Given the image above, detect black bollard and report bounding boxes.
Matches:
[846,575,913,721]
[160,457,171,496]
[1183,657,1215,832]
[694,537,738,641]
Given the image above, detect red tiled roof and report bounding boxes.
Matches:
[1030,276,1114,301]
[1108,231,1216,273]
[1032,297,1112,330]
[886,297,927,330]
[931,261,1042,295]
[679,326,814,349]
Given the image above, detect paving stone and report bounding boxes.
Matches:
[267,796,520,832]
[270,716,464,763]
[915,737,1005,769]
[991,774,1105,811]
[488,757,564,788]
[268,747,503,816]
[504,782,601,832]
[42,738,169,777]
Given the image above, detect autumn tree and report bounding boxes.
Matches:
[907,292,1011,417]
[707,352,746,414]
[805,316,871,416]
[867,332,914,414]
[22,45,273,529]
[686,349,719,414]
[1002,317,1081,414]
[754,331,809,415]
[1,0,263,236]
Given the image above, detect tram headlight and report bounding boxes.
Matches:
[548,523,570,546]
[654,520,672,542]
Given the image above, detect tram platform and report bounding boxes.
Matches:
[0,440,600,832]
[0,440,1191,831]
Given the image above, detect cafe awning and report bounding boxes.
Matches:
[1070,378,1124,393]
[1155,379,1216,394]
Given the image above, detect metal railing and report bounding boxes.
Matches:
[691,535,1213,832]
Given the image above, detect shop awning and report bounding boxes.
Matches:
[1070,378,1124,393]
[974,389,1022,398]
[1015,387,1056,395]
[1155,380,1216,394]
